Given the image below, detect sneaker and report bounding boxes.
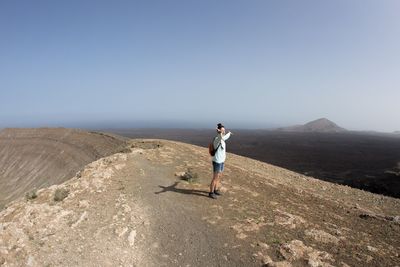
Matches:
[209,192,217,199]
[214,189,222,196]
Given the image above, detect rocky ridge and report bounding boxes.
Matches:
[0,140,399,266]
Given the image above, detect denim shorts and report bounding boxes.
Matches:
[212,161,224,173]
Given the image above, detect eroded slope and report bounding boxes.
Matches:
[0,128,127,209]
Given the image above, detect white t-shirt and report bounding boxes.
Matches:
[212,132,231,163]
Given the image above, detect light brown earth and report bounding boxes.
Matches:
[1,139,400,266]
[0,128,127,210]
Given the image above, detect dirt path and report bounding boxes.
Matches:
[1,139,399,266]
[113,143,258,266]
[115,140,400,266]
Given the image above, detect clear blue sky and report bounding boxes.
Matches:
[1,0,399,131]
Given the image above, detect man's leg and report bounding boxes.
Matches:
[210,171,219,193]
[215,162,224,193]
[215,172,223,192]
[209,171,220,198]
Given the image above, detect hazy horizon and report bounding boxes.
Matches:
[1,1,399,132]
[0,117,398,133]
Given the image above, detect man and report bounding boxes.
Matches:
[209,123,232,199]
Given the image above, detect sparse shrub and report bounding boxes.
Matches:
[130,141,163,149]
[103,158,112,165]
[119,147,132,153]
[181,168,199,183]
[54,188,69,202]
[271,239,281,245]
[25,189,38,200]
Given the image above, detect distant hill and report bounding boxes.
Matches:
[0,128,127,209]
[393,131,400,135]
[278,118,347,133]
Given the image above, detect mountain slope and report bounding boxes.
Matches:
[279,118,347,133]
[0,128,127,209]
[1,140,399,266]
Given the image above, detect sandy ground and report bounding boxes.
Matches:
[1,139,399,266]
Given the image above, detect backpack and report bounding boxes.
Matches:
[208,140,221,156]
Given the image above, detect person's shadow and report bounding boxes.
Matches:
[155,181,209,198]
